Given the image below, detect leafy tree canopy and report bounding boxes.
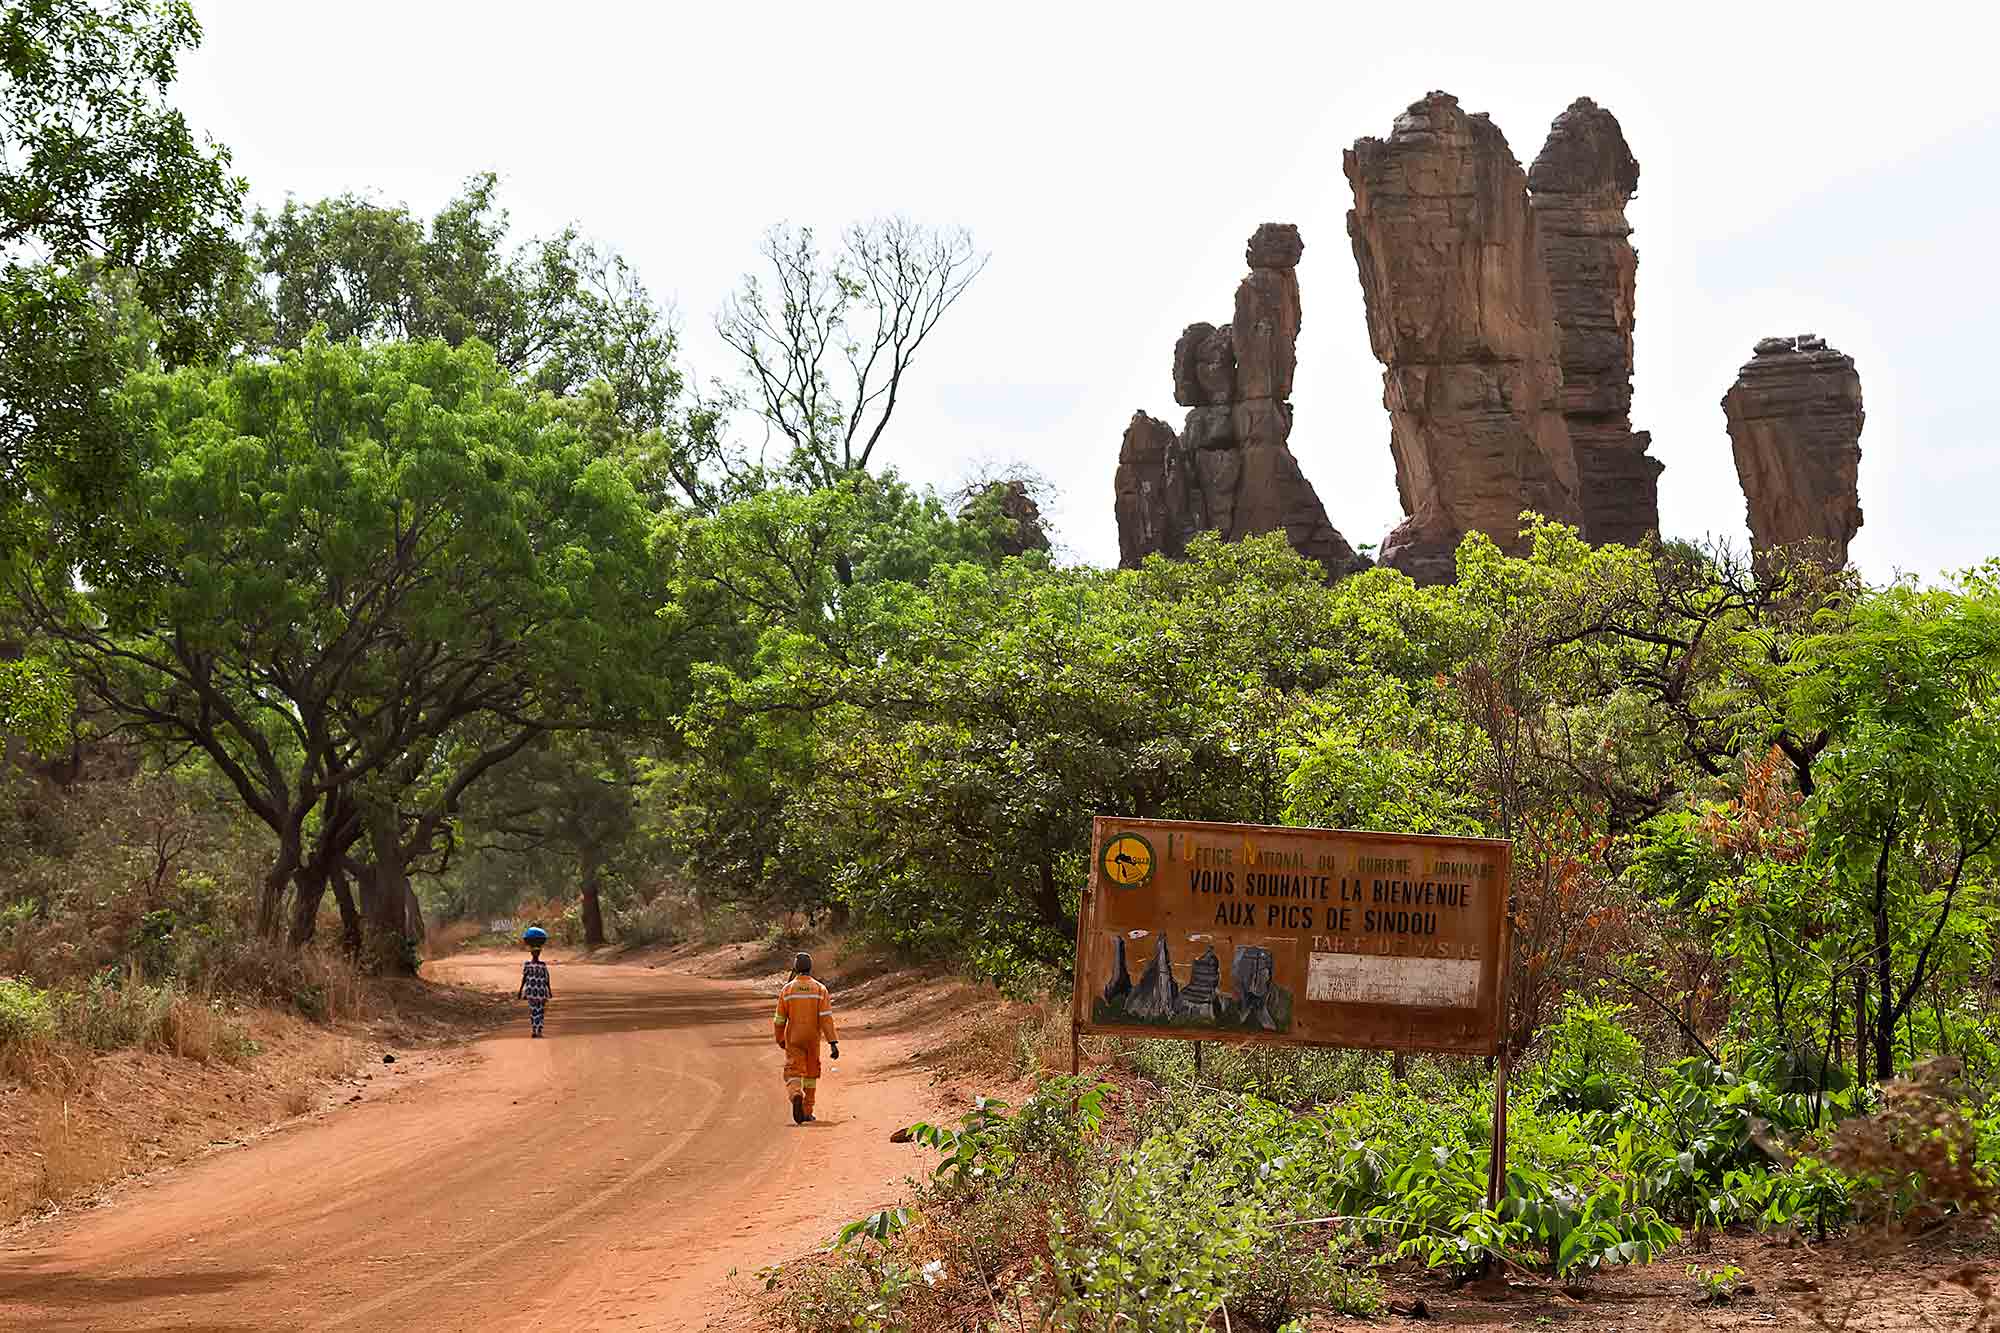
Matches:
[18,336,701,942]
[0,0,244,551]
[244,173,731,508]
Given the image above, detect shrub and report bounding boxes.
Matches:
[779,1242,918,1333]
[1539,993,1644,1114]
[56,974,177,1050]
[0,976,56,1044]
[1819,1058,1999,1229]
[613,893,690,948]
[698,903,758,946]
[1035,1131,1266,1333]
[167,934,366,1021]
[1234,1233,1385,1328]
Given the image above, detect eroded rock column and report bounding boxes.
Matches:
[1114,224,1367,579]
[1723,335,1864,568]
[1346,91,1582,584]
[1529,97,1661,546]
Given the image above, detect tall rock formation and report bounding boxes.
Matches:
[1346,91,1583,584]
[1114,412,1190,567]
[1529,97,1660,546]
[1113,224,1369,580]
[1723,335,1865,568]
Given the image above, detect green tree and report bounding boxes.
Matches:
[1793,571,2000,1079]
[0,0,244,548]
[447,733,643,949]
[247,173,732,507]
[17,338,698,963]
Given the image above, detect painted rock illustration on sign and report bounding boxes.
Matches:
[1091,932,1295,1033]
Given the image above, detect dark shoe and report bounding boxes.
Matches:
[802,1114,816,1123]
[791,1094,805,1124]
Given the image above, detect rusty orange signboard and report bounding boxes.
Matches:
[1072,816,1513,1057]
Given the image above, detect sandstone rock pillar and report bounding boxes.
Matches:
[1723,335,1864,568]
[1346,91,1582,584]
[1113,225,1367,579]
[1529,97,1661,546]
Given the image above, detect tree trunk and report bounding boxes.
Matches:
[256,830,302,940]
[1854,971,1871,1082]
[359,805,417,974]
[330,866,362,955]
[404,884,426,949]
[1873,914,1895,1082]
[1871,829,1895,1081]
[1032,859,1075,935]
[289,863,328,948]
[580,842,606,951]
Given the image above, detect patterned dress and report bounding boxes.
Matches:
[521,957,552,1036]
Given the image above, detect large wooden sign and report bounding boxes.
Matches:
[1072,816,1513,1057]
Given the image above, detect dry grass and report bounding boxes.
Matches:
[0,975,473,1226]
[300,949,369,1023]
[924,994,1076,1082]
[28,1094,123,1210]
[426,919,486,957]
[1019,999,1075,1073]
[298,1034,360,1080]
[164,995,215,1062]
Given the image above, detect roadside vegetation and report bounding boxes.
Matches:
[0,3,1995,1323]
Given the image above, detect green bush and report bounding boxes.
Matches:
[56,974,177,1050]
[1234,1234,1385,1328]
[1036,1131,1266,1333]
[0,976,56,1043]
[1539,994,1644,1114]
[780,1243,917,1333]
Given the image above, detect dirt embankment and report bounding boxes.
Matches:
[0,975,503,1227]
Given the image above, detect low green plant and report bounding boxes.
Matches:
[1688,1261,1747,1305]
[1234,1233,1385,1327]
[0,976,56,1043]
[780,1242,917,1333]
[833,1207,914,1250]
[211,1017,262,1064]
[56,973,177,1050]
[1537,993,1643,1115]
[1033,1131,1266,1333]
[901,1079,1111,1191]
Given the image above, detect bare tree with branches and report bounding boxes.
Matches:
[718,217,987,489]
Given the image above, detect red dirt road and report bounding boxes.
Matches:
[0,954,939,1331]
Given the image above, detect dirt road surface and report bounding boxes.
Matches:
[0,954,942,1332]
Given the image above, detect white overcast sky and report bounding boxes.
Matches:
[176,1,1999,579]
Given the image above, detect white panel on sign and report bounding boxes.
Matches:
[1307,953,1481,1009]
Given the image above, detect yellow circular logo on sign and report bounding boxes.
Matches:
[1100,832,1155,889]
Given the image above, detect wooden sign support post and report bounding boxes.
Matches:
[1485,1041,1512,1216]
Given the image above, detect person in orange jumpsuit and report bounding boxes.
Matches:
[773,952,840,1124]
